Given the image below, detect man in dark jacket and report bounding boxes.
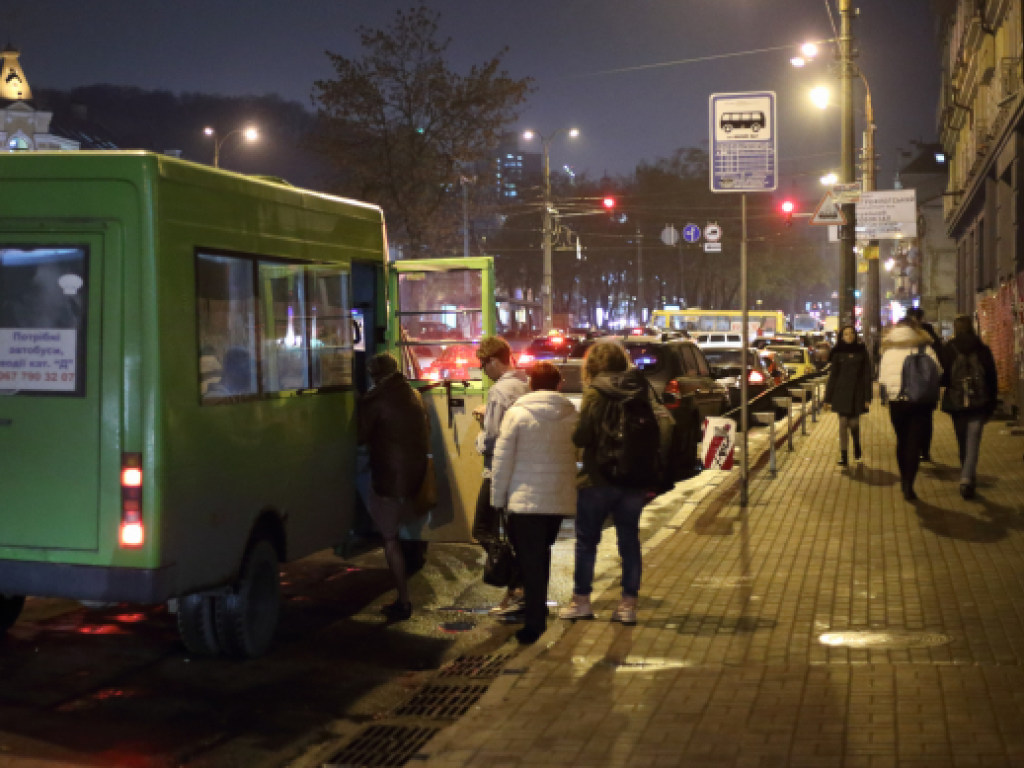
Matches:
[358,353,431,621]
[940,314,998,499]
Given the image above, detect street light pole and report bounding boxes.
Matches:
[860,79,879,361]
[203,125,259,168]
[838,0,858,329]
[525,127,578,332]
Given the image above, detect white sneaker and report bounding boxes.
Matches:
[558,595,594,620]
[611,597,638,625]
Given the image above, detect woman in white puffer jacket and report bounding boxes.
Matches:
[491,361,578,645]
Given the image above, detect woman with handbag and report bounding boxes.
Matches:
[490,362,578,645]
[357,353,431,622]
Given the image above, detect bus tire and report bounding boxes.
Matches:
[0,594,25,632]
[214,540,281,659]
[176,593,220,656]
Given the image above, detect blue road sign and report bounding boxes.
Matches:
[709,91,777,193]
[682,223,701,243]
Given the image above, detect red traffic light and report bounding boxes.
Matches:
[602,196,616,210]
[780,200,796,214]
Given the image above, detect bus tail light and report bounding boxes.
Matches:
[120,452,145,548]
[748,370,766,384]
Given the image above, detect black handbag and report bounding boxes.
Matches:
[482,510,516,588]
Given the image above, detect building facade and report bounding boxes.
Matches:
[1,45,79,151]
[936,0,1023,411]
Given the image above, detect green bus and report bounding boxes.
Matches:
[0,151,493,657]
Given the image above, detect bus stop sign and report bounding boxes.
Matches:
[709,91,777,194]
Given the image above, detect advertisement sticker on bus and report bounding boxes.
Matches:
[0,328,77,391]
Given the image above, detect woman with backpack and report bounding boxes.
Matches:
[824,325,872,466]
[560,341,655,626]
[940,314,998,499]
[878,319,942,501]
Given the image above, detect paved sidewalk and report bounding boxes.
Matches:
[422,398,1024,767]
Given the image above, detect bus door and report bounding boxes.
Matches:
[387,257,495,543]
[351,261,381,393]
[0,235,106,551]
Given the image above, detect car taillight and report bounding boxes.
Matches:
[663,380,681,409]
[550,335,563,345]
[518,352,534,364]
[120,452,144,548]
[748,370,765,384]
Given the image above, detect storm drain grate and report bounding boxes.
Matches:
[393,684,488,719]
[323,724,439,767]
[437,654,513,679]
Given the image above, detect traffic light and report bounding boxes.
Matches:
[602,196,616,210]
[780,199,796,228]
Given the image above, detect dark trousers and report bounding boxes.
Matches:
[507,514,562,634]
[920,408,934,458]
[888,401,933,492]
[473,478,521,590]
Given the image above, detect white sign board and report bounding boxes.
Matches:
[0,328,78,391]
[855,190,917,239]
[709,91,777,193]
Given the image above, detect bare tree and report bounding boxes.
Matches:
[311,4,532,256]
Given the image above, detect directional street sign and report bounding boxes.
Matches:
[809,192,846,226]
[709,91,777,193]
[682,223,701,243]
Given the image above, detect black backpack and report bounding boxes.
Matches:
[594,370,662,488]
[898,345,940,404]
[943,349,989,411]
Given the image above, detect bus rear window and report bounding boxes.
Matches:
[0,246,88,396]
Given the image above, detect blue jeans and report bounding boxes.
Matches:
[573,486,647,598]
[951,412,986,486]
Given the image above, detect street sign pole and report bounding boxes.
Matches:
[710,90,776,509]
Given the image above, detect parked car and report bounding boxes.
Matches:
[770,345,817,380]
[558,336,731,481]
[695,332,744,348]
[515,332,580,370]
[702,346,772,408]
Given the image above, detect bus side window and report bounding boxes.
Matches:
[196,253,257,402]
[259,262,310,393]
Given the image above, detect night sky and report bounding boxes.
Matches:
[4,0,939,197]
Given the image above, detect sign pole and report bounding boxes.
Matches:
[740,193,749,507]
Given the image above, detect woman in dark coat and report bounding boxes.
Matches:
[824,325,872,466]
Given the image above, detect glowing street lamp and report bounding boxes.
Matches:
[203,124,259,168]
[523,126,580,331]
[809,86,831,110]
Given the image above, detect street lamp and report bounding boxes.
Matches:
[203,125,259,168]
[523,127,579,332]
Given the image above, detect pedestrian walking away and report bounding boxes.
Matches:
[471,335,530,615]
[357,353,432,622]
[906,307,943,461]
[489,362,578,645]
[940,314,998,499]
[560,341,654,626]
[824,324,872,466]
[878,320,942,501]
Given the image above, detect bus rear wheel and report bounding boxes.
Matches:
[176,594,220,656]
[0,594,25,631]
[214,540,281,659]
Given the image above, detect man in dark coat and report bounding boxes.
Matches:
[939,314,998,499]
[824,325,872,466]
[358,353,431,621]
